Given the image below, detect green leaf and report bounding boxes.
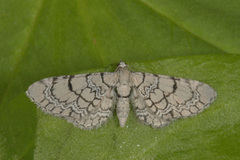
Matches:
[0,0,239,159]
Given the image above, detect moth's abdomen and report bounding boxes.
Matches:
[116,97,130,127]
[115,83,131,127]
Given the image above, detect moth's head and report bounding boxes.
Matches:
[118,61,127,68]
[115,61,128,71]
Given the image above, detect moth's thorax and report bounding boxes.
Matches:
[118,67,130,83]
[116,67,131,97]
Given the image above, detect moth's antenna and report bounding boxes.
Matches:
[104,62,118,72]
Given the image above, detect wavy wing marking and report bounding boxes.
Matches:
[26,73,118,130]
[130,72,217,128]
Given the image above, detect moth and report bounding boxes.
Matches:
[26,61,217,130]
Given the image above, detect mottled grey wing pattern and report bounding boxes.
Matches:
[130,72,217,128]
[26,61,217,130]
[26,73,118,130]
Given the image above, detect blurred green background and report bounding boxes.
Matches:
[0,0,240,159]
